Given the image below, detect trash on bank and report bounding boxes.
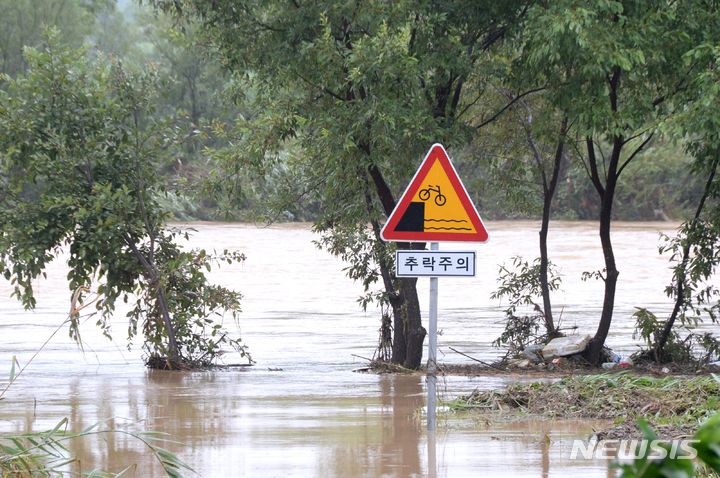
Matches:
[602,354,632,369]
[542,335,592,359]
[509,338,631,372]
[618,356,633,368]
[508,358,532,369]
[523,344,544,363]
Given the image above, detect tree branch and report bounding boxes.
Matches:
[621,127,653,146]
[295,72,346,102]
[652,59,699,107]
[617,131,654,178]
[586,136,605,197]
[473,86,546,130]
[239,3,284,33]
[448,76,464,120]
[455,89,485,120]
[513,97,548,193]
[608,67,621,112]
[571,136,593,181]
[548,115,570,194]
[124,234,155,276]
[479,26,506,51]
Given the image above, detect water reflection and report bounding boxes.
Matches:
[313,375,422,477]
[380,376,423,476]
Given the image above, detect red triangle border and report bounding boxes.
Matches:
[381,144,489,243]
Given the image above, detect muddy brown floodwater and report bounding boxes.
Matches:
[0,221,715,477]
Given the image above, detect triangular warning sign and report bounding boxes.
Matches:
[381,143,489,243]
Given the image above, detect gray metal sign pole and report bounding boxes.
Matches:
[427,242,439,432]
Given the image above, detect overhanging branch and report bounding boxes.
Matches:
[617,132,654,178]
[473,86,546,130]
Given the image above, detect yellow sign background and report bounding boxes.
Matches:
[412,161,477,233]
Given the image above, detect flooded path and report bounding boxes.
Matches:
[0,221,710,476]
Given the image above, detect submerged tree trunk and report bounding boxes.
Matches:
[125,235,180,365]
[368,164,426,369]
[367,204,426,367]
[536,116,568,337]
[581,67,653,365]
[394,276,426,369]
[586,178,620,364]
[584,133,622,365]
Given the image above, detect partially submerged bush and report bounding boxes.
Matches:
[492,314,546,358]
[123,230,252,369]
[491,256,563,357]
[632,308,720,365]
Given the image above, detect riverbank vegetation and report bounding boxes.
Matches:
[447,372,720,477]
[449,373,720,440]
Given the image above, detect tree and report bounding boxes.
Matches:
[0,0,112,77]
[151,0,530,369]
[468,89,569,344]
[516,0,720,364]
[523,111,568,338]
[486,92,568,338]
[651,39,720,361]
[0,36,250,368]
[146,19,221,126]
[135,9,249,219]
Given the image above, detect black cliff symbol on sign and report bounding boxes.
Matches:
[395,202,425,232]
[418,185,447,206]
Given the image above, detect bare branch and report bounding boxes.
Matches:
[570,136,592,181]
[455,89,485,120]
[473,86,546,130]
[621,127,653,146]
[586,137,605,197]
[513,96,548,193]
[295,72,346,102]
[617,131,655,178]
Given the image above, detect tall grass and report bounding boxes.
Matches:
[0,417,194,477]
[0,299,194,477]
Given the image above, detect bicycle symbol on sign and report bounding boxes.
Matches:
[418,185,447,206]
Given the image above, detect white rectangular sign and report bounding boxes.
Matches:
[395,250,476,277]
